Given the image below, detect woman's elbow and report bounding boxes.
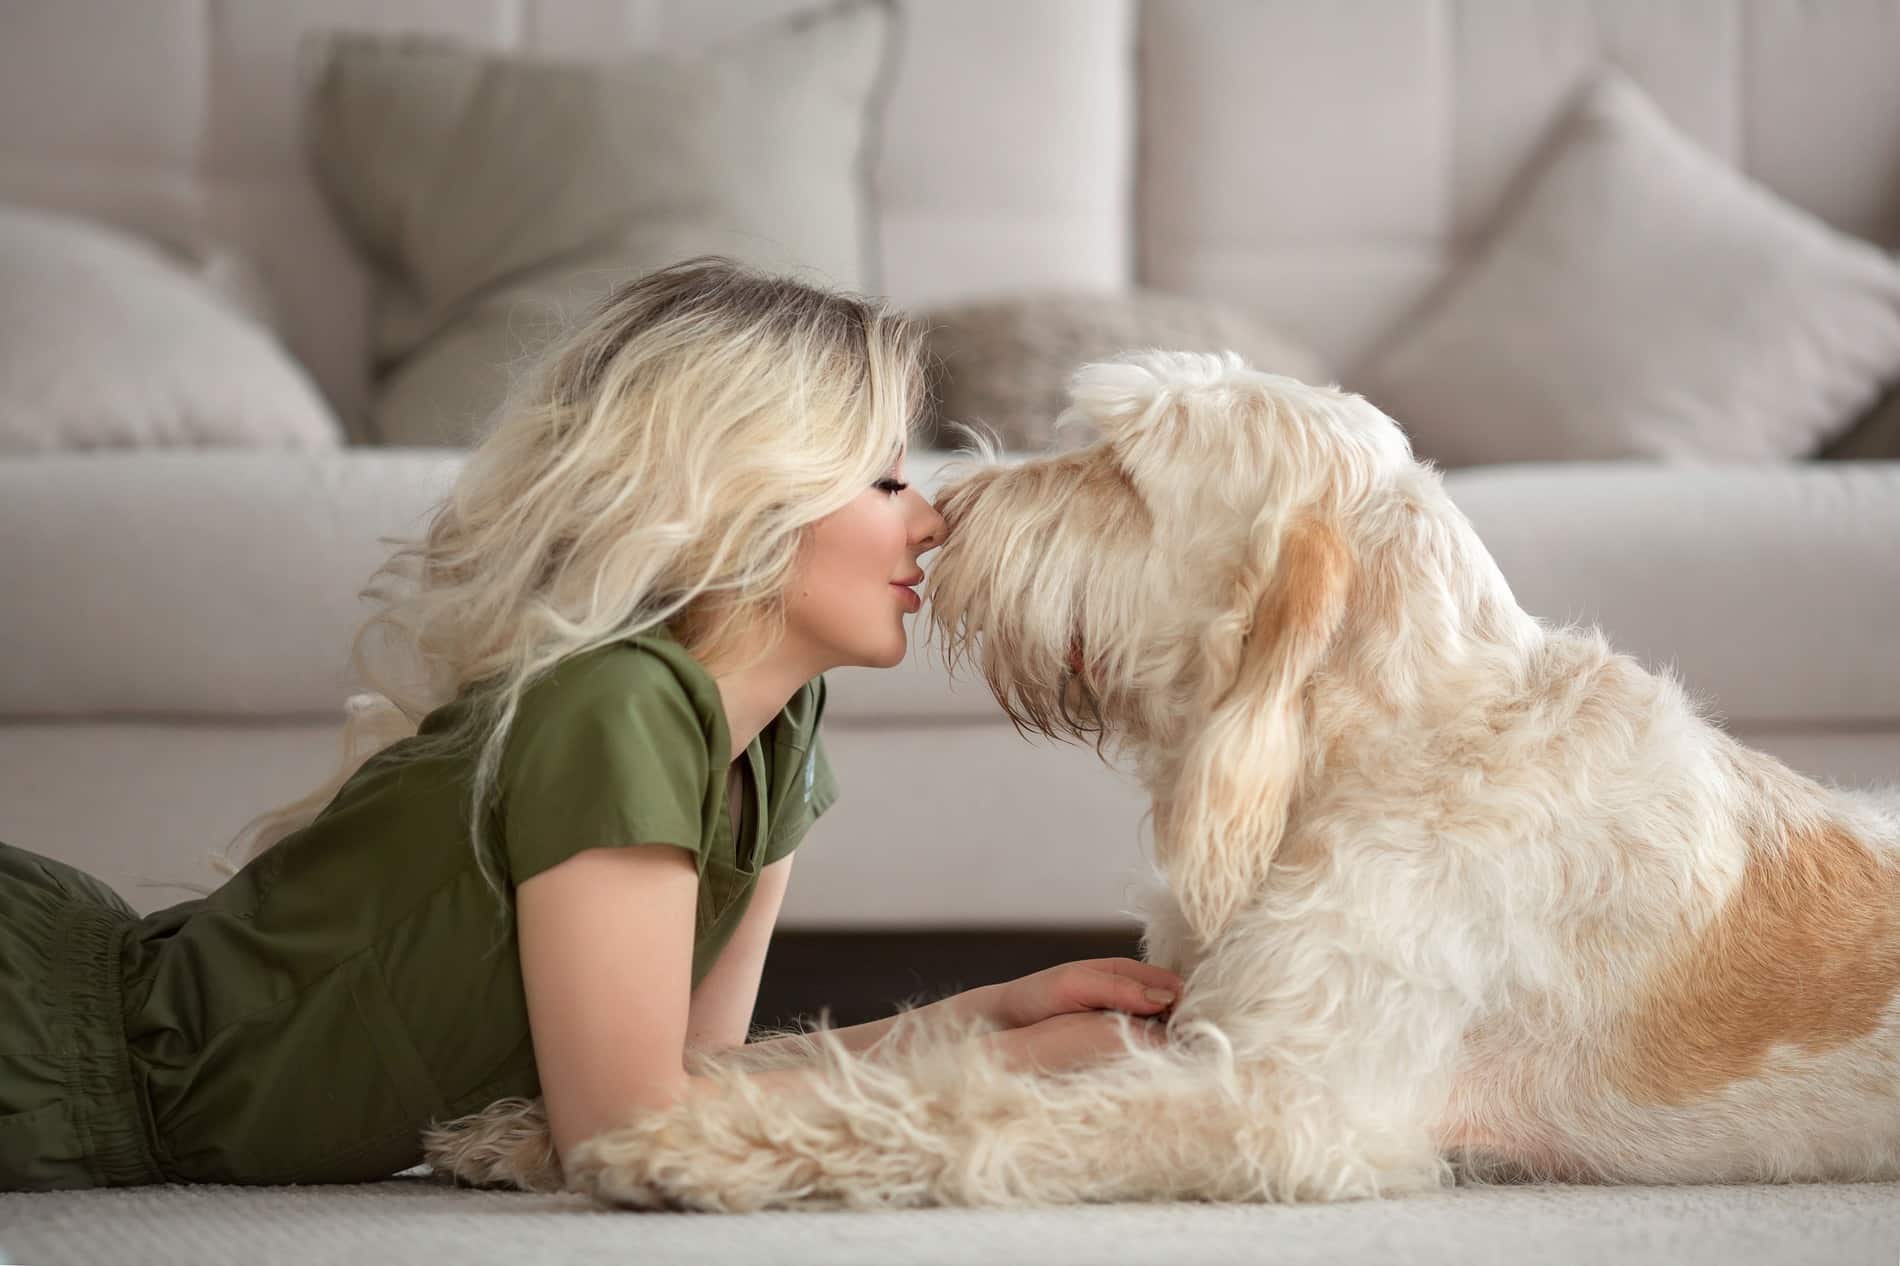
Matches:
[548,1068,693,1171]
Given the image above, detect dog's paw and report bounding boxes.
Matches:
[570,1113,818,1212]
[421,1096,565,1193]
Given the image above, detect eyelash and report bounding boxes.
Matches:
[875,478,909,495]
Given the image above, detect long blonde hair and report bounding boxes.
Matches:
[219,257,926,899]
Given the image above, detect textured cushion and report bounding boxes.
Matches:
[306,0,894,445]
[920,290,1329,451]
[1358,72,1900,467]
[0,206,341,453]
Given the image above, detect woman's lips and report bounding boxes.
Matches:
[891,582,922,612]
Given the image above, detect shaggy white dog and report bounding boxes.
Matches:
[427,350,1900,1209]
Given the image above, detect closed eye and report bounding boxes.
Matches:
[876,478,910,495]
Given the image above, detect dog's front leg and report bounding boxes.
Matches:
[565,1011,1281,1210]
[1168,882,1481,1201]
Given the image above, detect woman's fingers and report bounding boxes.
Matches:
[1057,963,1177,1017]
[992,1010,1170,1073]
[1078,957,1183,1003]
[1083,956,1184,991]
[990,958,1186,1031]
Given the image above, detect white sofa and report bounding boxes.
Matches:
[5,2,1900,1262]
[2,0,1897,932]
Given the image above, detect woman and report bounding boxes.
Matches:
[0,258,1180,1191]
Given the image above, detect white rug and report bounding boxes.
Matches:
[4,1177,1899,1266]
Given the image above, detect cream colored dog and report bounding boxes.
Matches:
[428,350,1900,1209]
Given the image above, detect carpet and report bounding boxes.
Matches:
[4,1176,1898,1265]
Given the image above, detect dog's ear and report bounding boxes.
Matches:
[1156,513,1353,945]
[1062,351,1246,471]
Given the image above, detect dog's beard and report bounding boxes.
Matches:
[927,587,1106,745]
[928,443,1206,753]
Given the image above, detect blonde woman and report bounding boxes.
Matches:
[0,259,1180,1192]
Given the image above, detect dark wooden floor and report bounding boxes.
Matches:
[751,926,1146,1031]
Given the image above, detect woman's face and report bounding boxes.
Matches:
[783,451,948,670]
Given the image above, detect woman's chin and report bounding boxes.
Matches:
[864,626,908,669]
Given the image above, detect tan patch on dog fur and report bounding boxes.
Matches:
[1260,518,1353,651]
[1616,822,1900,1105]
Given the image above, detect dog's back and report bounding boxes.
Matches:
[1403,642,1900,1184]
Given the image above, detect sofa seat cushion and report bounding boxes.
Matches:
[5,452,1892,733]
[1445,461,1900,730]
[834,458,1900,730]
[0,451,461,719]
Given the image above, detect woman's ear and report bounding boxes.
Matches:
[1155,513,1354,944]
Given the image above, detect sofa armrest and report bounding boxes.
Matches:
[0,450,461,718]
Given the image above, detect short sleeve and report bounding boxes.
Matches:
[761,675,842,866]
[498,648,712,886]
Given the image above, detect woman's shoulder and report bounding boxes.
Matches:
[514,633,720,738]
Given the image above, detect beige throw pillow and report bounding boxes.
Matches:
[0,206,342,453]
[306,0,894,446]
[922,291,1330,451]
[1358,72,1900,466]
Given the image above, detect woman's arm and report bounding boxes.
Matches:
[683,855,793,1051]
[517,843,704,1163]
[519,843,1181,1168]
[669,846,1006,1060]
[739,982,1003,1058]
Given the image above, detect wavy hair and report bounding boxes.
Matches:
[219,257,926,901]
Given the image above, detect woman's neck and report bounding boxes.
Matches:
[703,632,824,762]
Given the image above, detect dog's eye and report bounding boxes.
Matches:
[875,478,910,496]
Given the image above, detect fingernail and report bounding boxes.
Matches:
[1144,988,1176,1005]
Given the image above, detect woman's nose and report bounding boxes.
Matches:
[911,489,948,551]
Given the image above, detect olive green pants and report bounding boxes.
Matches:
[0,843,164,1190]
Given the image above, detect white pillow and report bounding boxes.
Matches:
[1358,73,1900,466]
[0,206,343,453]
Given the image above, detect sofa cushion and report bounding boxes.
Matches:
[0,451,460,719]
[920,291,1329,451]
[1445,461,1900,729]
[0,449,993,723]
[0,206,342,453]
[305,0,894,445]
[1358,72,1900,466]
[5,453,1891,733]
[833,458,1900,731]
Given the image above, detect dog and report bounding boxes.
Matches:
[427,350,1900,1209]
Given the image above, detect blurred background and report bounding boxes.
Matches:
[1,0,1897,1028]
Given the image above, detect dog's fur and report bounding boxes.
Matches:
[425,351,1900,1209]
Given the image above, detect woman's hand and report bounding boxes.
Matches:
[986,1009,1170,1073]
[969,957,1184,1031]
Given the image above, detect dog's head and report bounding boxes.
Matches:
[927,350,1412,943]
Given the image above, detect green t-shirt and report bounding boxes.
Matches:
[115,628,838,1184]
[497,630,840,969]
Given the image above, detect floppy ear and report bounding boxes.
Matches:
[1156,513,1354,944]
[1062,351,1245,463]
